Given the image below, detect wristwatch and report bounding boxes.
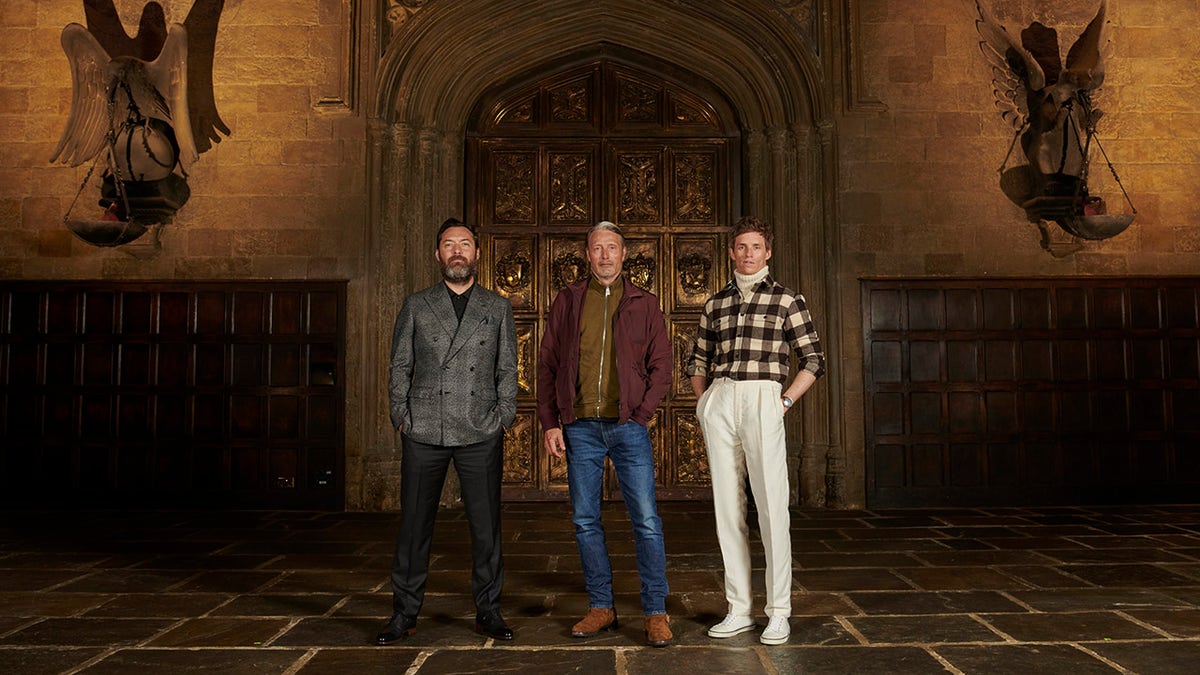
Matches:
[782,396,794,408]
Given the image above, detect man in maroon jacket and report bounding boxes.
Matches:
[537,221,674,647]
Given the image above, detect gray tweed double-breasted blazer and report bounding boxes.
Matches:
[388,282,518,447]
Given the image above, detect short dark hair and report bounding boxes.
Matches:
[728,216,773,250]
[436,217,478,246]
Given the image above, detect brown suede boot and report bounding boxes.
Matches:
[571,607,618,637]
[644,613,673,647]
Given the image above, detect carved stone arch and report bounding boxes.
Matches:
[467,44,742,141]
[358,0,849,509]
[374,0,826,130]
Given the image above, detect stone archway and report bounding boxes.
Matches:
[357,0,847,510]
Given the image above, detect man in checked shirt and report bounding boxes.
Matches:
[686,216,826,646]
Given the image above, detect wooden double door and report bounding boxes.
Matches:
[468,58,740,500]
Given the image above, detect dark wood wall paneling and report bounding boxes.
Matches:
[0,282,346,508]
[862,278,1200,507]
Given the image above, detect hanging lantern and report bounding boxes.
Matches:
[111,117,178,183]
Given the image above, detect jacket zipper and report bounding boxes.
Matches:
[596,284,609,417]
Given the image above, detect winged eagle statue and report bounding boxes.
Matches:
[51,0,228,246]
[973,0,1134,242]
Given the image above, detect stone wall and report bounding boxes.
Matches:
[843,0,1199,271]
[0,0,366,276]
[835,0,1200,500]
[0,1,371,506]
[2,0,1197,510]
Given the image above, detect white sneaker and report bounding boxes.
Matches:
[759,616,790,645]
[707,614,756,638]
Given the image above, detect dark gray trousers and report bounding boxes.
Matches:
[389,431,504,618]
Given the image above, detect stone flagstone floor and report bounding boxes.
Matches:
[1,502,1199,673]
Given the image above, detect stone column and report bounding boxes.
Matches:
[361,122,468,510]
[359,121,413,511]
[815,119,847,509]
[346,118,395,510]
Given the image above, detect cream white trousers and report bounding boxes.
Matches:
[696,377,792,619]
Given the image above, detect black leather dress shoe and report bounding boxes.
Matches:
[375,614,417,645]
[475,609,514,640]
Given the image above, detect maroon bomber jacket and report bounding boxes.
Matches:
[536,276,672,430]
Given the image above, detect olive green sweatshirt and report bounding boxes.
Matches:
[574,276,623,419]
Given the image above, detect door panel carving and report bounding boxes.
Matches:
[671,234,721,310]
[549,151,594,223]
[490,150,537,224]
[616,75,660,124]
[502,413,536,486]
[670,318,700,400]
[489,235,536,309]
[470,59,736,500]
[623,238,659,296]
[671,410,710,486]
[673,151,717,223]
[550,78,592,123]
[513,320,536,399]
[615,150,662,224]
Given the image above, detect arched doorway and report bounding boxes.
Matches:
[362,0,848,510]
[467,53,740,500]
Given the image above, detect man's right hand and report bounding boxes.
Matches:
[544,428,566,458]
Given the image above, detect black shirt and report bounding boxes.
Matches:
[447,283,473,323]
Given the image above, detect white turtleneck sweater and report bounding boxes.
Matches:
[734,266,770,302]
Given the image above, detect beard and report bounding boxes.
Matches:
[441,257,477,282]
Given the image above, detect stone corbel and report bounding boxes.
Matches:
[387,0,426,34]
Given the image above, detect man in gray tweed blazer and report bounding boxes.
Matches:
[377,218,518,645]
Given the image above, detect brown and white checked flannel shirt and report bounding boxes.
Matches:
[686,274,826,385]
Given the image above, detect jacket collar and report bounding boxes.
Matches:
[568,275,645,304]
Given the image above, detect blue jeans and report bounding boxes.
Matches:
[564,418,668,615]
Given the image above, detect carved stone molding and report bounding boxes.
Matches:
[774,0,818,52]
[842,0,887,113]
[316,0,361,110]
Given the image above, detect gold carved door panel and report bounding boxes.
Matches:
[469,59,737,500]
